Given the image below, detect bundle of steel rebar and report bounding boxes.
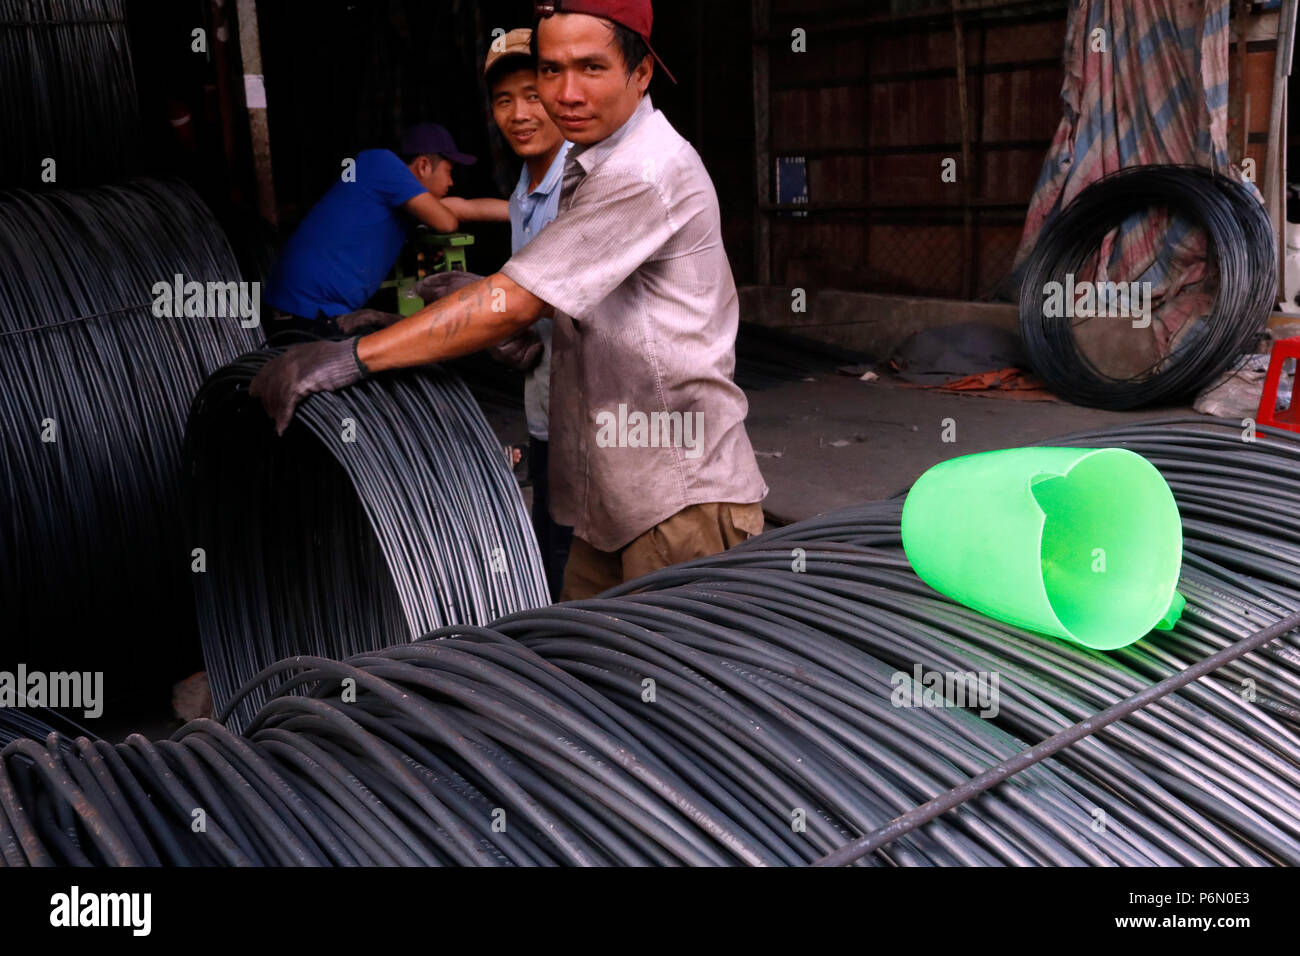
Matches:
[0,179,263,708]
[0,0,141,189]
[183,347,551,730]
[3,418,1299,866]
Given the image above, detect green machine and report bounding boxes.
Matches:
[382,230,476,317]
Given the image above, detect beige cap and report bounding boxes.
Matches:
[484,28,533,77]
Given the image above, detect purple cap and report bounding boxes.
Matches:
[399,123,477,165]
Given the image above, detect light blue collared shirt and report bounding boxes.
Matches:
[510,142,572,256]
[510,142,571,441]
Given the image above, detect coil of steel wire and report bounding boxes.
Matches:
[1019,165,1276,410]
[0,0,141,189]
[0,179,263,713]
[183,347,551,730]
[3,419,1300,867]
[0,707,96,751]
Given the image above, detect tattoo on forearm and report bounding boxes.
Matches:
[423,281,492,344]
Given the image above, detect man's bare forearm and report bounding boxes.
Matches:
[442,196,510,223]
[356,272,545,372]
[403,193,459,233]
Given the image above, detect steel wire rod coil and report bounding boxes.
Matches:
[1018,165,1276,409]
[0,0,141,189]
[183,348,551,730]
[4,420,1300,866]
[0,707,96,750]
[0,179,263,709]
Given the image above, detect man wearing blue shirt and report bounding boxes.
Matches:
[488,29,573,599]
[264,123,505,328]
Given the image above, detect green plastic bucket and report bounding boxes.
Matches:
[901,446,1185,650]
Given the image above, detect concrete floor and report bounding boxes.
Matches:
[484,372,1198,528]
[744,375,1196,524]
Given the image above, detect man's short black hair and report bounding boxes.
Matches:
[402,151,444,167]
[486,53,536,94]
[530,17,650,78]
[609,22,651,77]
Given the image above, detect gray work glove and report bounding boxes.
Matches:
[336,308,401,334]
[489,328,544,371]
[249,338,369,435]
[413,270,483,302]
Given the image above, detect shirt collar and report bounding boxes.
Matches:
[571,95,654,176]
[517,141,573,201]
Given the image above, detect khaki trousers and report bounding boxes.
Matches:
[559,501,766,601]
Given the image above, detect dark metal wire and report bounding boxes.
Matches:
[1019,166,1276,409]
[183,347,551,730]
[0,0,141,189]
[0,178,264,707]
[0,707,95,749]
[3,419,1300,866]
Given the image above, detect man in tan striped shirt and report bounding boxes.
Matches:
[251,0,767,600]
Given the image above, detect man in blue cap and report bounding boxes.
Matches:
[264,123,507,331]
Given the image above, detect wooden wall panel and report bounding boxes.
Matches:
[810,155,870,202]
[757,3,1285,302]
[976,224,1026,295]
[979,149,1048,202]
[983,20,1063,63]
[869,76,963,146]
[980,66,1061,142]
[867,152,952,203]
[771,0,858,16]
[771,35,872,87]
[764,3,1071,300]
[1243,48,1277,137]
[773,86,871,150]
[772,220,869,288]
[867,224,966,296]
[866,27,960,74]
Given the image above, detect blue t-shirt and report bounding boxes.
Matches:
[265,149,426,318]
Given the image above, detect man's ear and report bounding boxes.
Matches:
[633,55,653,94]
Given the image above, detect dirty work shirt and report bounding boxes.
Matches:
[501,95,768,552]
[265,149,426,319]
[511,141,571,441]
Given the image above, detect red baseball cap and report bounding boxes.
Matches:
[533,0,677,84]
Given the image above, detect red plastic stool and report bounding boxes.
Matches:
[1257,335,1300,432]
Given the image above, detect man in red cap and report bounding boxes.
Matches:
[251,0,768,600]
